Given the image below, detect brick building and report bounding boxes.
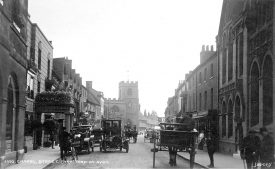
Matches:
[0,0,29,167]
[25,18,54,150]
[185,45,219,134]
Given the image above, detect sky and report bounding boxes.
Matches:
[28,0,223,117]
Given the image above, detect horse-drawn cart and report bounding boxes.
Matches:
[151,122,198,168]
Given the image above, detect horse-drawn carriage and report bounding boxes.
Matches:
[100,119,129,153]
[151,116,198,168]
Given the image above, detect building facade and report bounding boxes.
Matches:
[52,57,82,129]
[139,111,159,131]
[0,0,29,167]
[217,0,275,154]
[184,45,219,134]
[104,81,140,128]
[25,18,53,150]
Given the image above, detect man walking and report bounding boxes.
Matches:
[206,132,217,168]
[259,127,274,169]
[240,129,261,169]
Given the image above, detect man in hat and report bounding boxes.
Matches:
[59,127,70,160]
[259,127,274,169]
[206,131,217,168]
[240,129,261,169]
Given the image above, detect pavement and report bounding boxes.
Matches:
[6,146,60,169]
[178,149,244,169]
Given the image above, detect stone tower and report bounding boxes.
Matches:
[119,81,140,127]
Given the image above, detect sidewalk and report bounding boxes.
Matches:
[178,150,244,169]
[6,146,60,169]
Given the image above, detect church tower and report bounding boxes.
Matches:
[119,81,140,127]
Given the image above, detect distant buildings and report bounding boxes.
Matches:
[139,111,159,131]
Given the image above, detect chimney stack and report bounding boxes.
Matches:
[86,81,93,92]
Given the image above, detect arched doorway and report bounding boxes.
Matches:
[6,76,17,152]
[250,62,260,127]
[262,56,273,126]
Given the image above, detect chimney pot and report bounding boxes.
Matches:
[206,45,209,51]
[211,45,214,51]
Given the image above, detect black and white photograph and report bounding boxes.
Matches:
[0,0,274,168]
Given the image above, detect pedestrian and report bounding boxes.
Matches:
[259,127,274,169]
[49,131,55,149]
[206,131,217,168]
[59,127,70,160]
[240,129,261,169]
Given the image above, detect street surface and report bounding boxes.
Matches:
[47,135,203,169]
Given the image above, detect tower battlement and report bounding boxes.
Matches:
[119,81,138,86]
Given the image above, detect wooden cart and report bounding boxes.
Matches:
[151,123,198,168]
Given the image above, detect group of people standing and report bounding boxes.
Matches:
[241,127,274,169]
